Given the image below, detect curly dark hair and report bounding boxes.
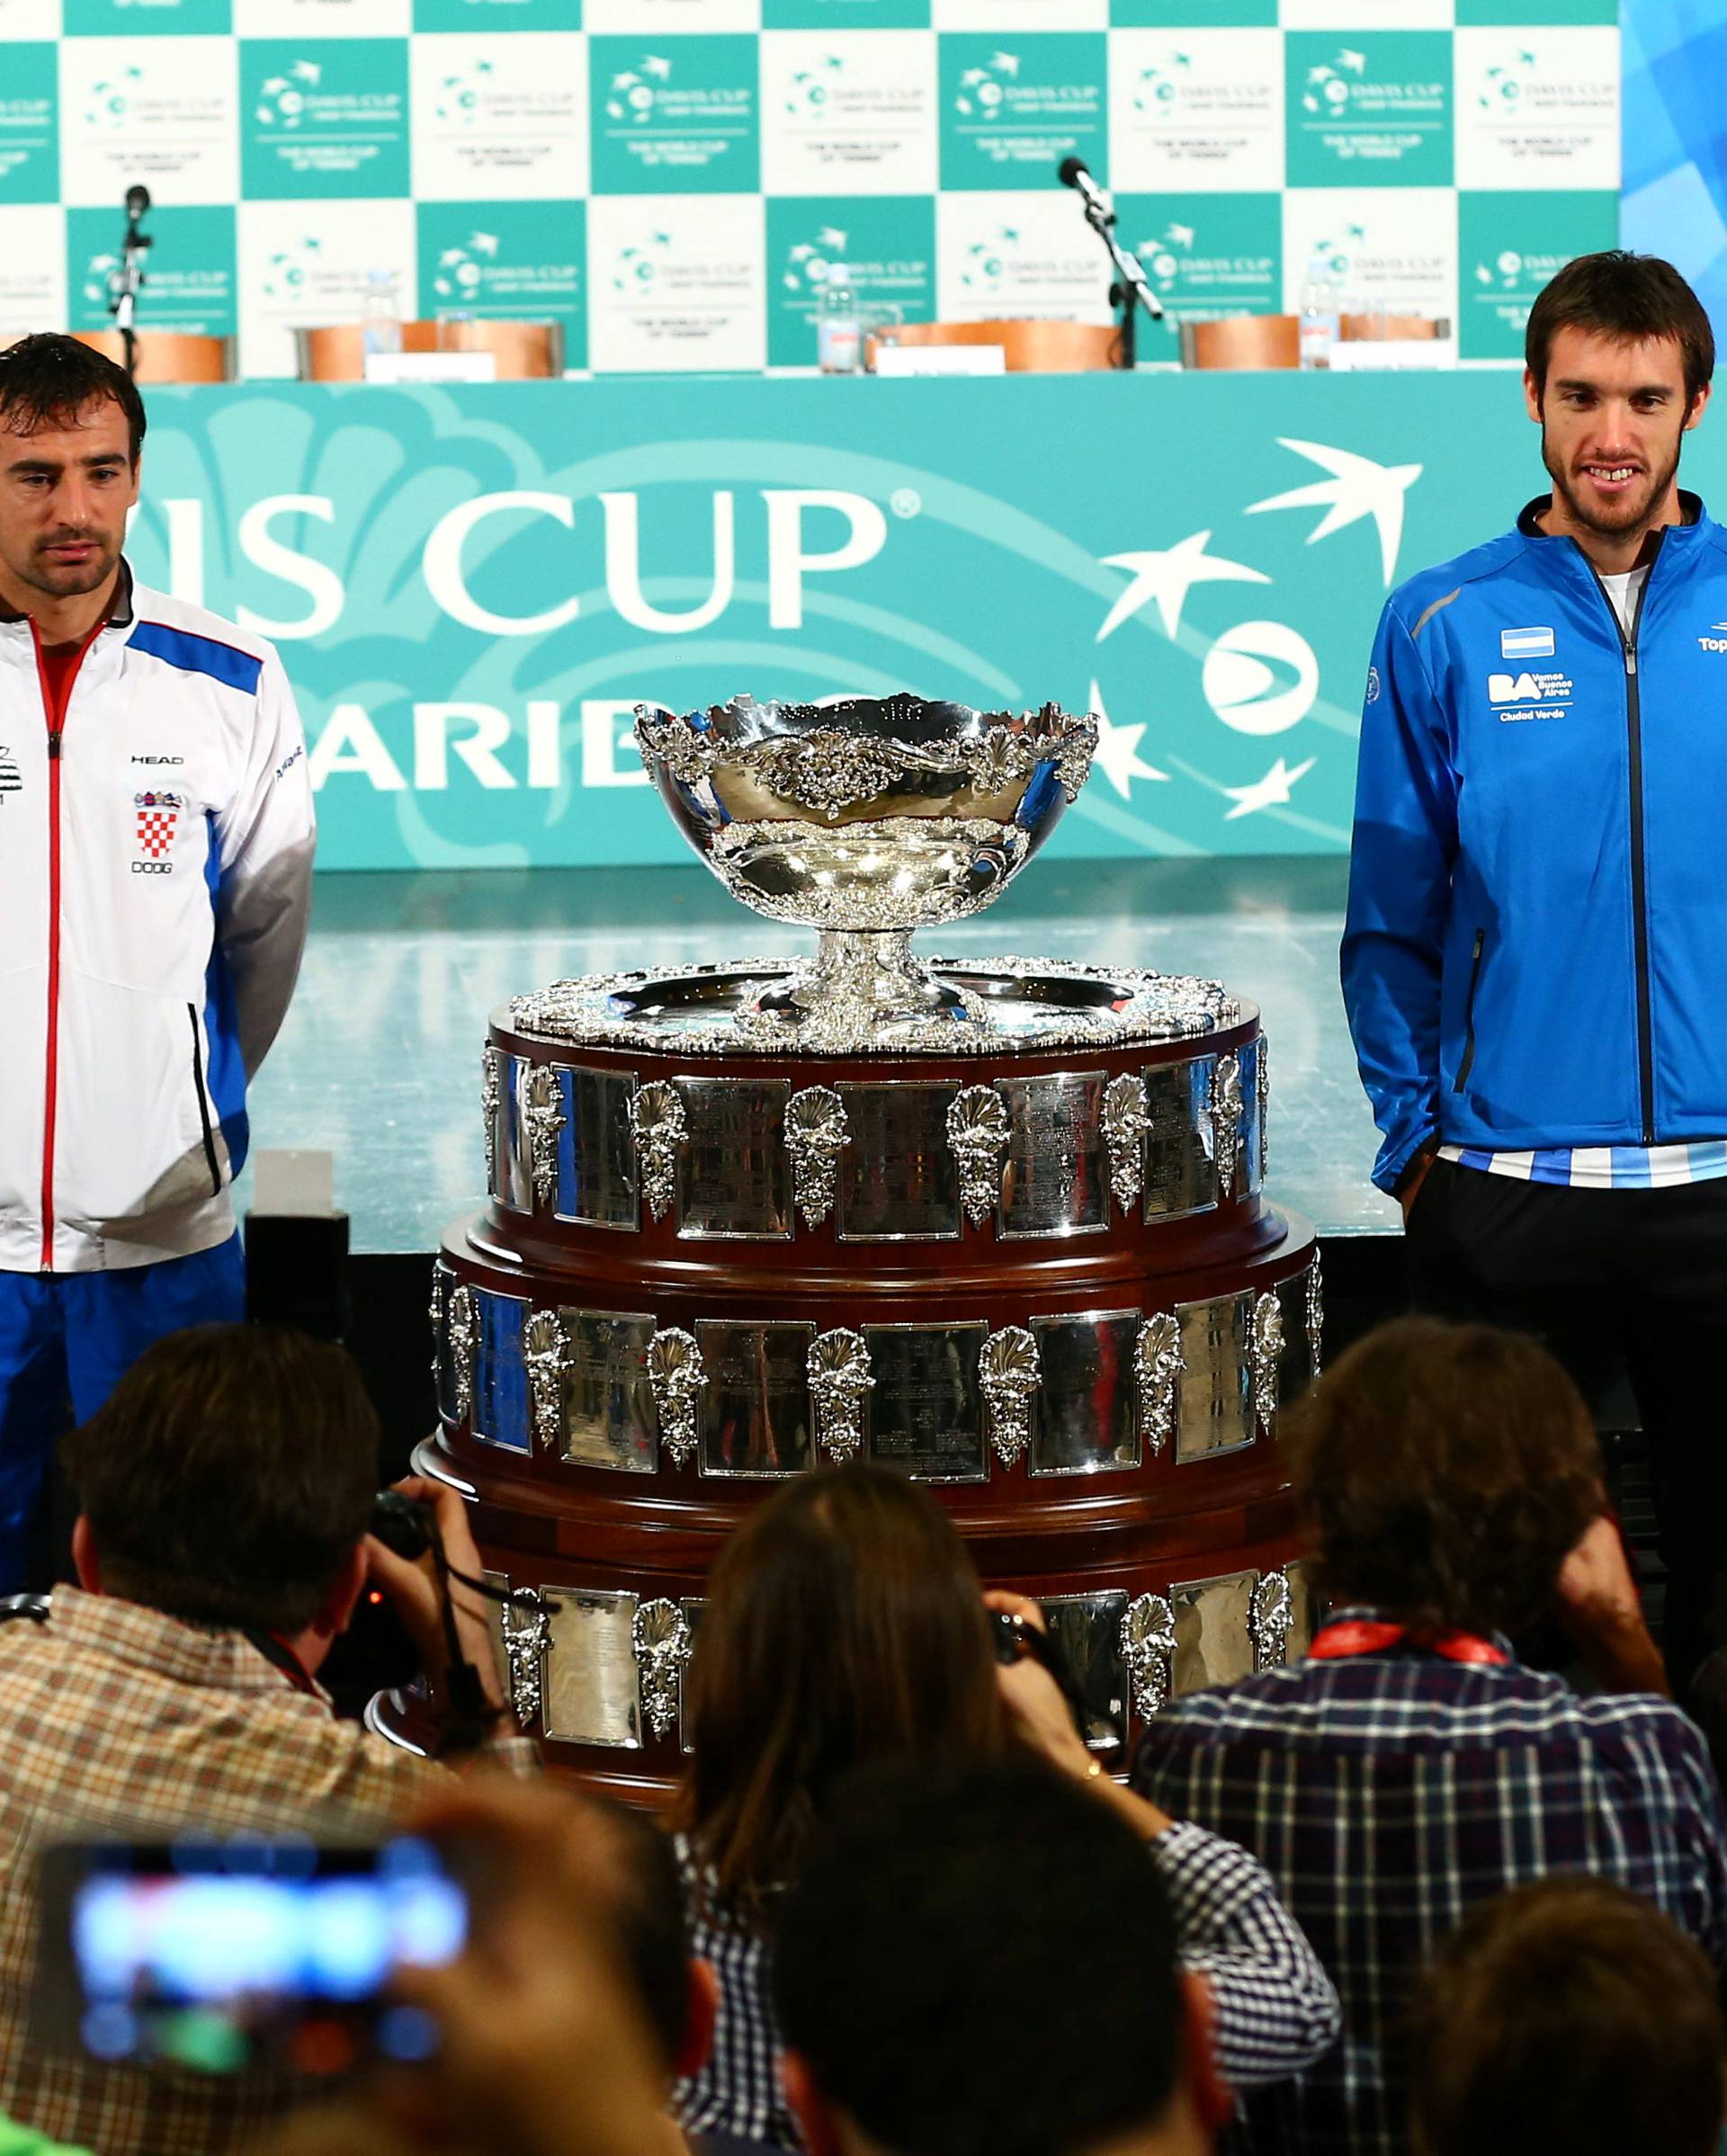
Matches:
[0,332,147,463]
[1284,1317,1603,1639]
[1526,250,1714,407]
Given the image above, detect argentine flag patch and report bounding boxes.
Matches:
[1500,625,1555,659]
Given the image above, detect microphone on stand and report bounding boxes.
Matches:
[1058,156,1114,227]
[110,183,154,378]
[1054,155,1163,371]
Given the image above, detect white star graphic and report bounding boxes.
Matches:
[1245,437,1422,586]
[1222,756,1317,820]
[1088,680,1168,800]
[1096,530,1270,643]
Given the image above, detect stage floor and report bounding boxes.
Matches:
[242,854,1399,1255]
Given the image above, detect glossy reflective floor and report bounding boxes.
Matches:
[240,854,1399,1254]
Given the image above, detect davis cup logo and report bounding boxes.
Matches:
[134,790,182,872]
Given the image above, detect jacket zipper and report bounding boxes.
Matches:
[29,622,103,1273]
[1581,536,1664,1143]
[1454,929,1485,1093]
[186,1006,223,1198]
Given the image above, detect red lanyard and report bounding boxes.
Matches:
[1310,1618,1509,1668]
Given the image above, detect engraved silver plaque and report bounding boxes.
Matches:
[1030,1312,1141,1476]
[556,1066,640,1230]
[997,1072,1109,1240]
[1275,1266,1315,1414]
[980,1324,1040,1471]
[678,1597,705,1757]
[472,1289,529,1454]
[785,1086,849,1230]
[647,1327,703,1471]
[1250,1291,1284,1434]
[562,1311,658,1473]
[541,1587,642,1749]
[677,1078,792,1240]
[629,1080,685,1224]
[497,1058,534,1215]
[1103,1072,1150,1215]
[809,1328,872,1464]
[1040,1591,1130,1751]
[1171,1570,1257,1695]
[863,1323,988,1482]
[522,1309,571,1453]
[697,1320,815,1478]
[837,1084,962,1241]
[1174,1293,1253,1463]
[502,1587,552,1729]
[482,1044,504,1197]
[481,1566,513,1708]
[1121,1593,1177,1722]
[1286,1559,1319,1659]
[1211,1051,1245,1200]
[1134,1312,1184,1458]
[1142,1056,1219,1222]
[632,1598,692,1742]
[1249,1569,1293,1671]
[446,1282,475,1427]
[948,1085,1009,1227]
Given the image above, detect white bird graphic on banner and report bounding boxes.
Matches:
[1223,756,1317,819]
[1087,682,1168,799]
[1245,438,1422,586]
[1096,530,1269,642]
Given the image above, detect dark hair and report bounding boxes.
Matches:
[0,332,147,465]
[1409,1877,1726,2156]
[671,1463,1007,1916]
[1285,1317,1601,1638]
[61,1324,380,1633]
[776,1758,1184,2156]
[1526,251,1715,407]
[594,1801,693,2075]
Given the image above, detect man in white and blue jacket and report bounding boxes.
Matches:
[1344,252,1727,1691]
[0,335,314,1588]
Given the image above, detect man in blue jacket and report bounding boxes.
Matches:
[1343,251,1727,1690]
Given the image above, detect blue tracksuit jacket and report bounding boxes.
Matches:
[1342,491,1727,1195]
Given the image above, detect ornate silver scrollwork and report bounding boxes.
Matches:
[1256,1034,1270,1185]
[428,1267,443,1388]
[980,1324,1040,1471]
[808,1328,872,1464]
[785,1086,849,1230]
[1249,1570,1294,1672]
[1121,1593,1178,1722]
[1212,1051,1245,1199]
[522,1066,564,1211]
[1250,1291,1284,1432]
[522,1309,570,1454]
[646,1326,703,1469]
[630,1081,686,1225]
[482,1044,504,1194]
[1102,1071,1150,1216]
[632,1597,693,1742]
[947,1085,1009,1227]
[502,1587,550,1729]
[446,1284,476,1426]
[1306,1253,1325,1382]
[1134,1311,1185,1457]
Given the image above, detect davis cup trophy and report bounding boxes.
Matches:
[399,694,1321,1790]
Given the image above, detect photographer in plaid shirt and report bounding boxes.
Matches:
[0,1323,534,2156]
[1132,1318,1727,2156]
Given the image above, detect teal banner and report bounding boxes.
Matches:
[122,372,1678,873]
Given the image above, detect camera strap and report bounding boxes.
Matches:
[243,1627,324,1698]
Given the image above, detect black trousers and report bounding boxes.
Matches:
[1406,1158,1727,1687]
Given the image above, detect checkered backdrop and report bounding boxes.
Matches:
[0,0,1620,380]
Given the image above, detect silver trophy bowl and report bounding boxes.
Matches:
[634,693,1098,1039]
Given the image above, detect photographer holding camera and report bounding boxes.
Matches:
[0,1320,534,2156]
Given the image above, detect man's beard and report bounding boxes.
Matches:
[19,532,119,599]
[1541,420,1683,541]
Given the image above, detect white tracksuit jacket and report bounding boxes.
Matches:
[0,566,314,1274]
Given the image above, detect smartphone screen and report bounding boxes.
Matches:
[35,1833,466,2078]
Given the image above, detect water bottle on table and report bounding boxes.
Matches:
[817,264,862,377]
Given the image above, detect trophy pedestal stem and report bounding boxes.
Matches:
[754,930,978,1037]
